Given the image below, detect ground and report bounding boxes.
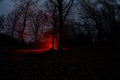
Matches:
[0,47,119,80]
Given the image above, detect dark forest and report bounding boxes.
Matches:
[0,0,119,80]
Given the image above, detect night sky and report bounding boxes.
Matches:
[1,0,120,16]
[0,0,46,16]
[0,0,15,16]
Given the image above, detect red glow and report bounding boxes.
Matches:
[17,49,50,54]
[43,35,57,50]
[16,37,57,53]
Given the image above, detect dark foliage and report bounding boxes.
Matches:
[0,33,26,50]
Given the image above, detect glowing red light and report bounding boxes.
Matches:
[44,37,57,50]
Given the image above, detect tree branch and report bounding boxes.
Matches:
[63,0,72,11]
[50,0,58,8]
[63,0,74,22]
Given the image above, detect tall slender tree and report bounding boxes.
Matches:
[49,0,74,52]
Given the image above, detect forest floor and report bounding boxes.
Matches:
[0,46,119,80]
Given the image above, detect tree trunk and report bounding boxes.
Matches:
[58,2,63,52]
[52,27,55,49]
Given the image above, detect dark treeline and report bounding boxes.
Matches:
[0,0,120,50]
[63,0,120,48]
[75,0,120,47]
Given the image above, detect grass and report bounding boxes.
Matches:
[0,47,119,80]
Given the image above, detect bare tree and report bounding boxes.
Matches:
[45,1,58,49]
[29,10,45,44]
[77,0,120,46]
[98,0,120,46]
[51,6,58,49]
[6,9,20,37]
[13,0,39,42]
[77,0,105,42]
[49,0,74,52]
